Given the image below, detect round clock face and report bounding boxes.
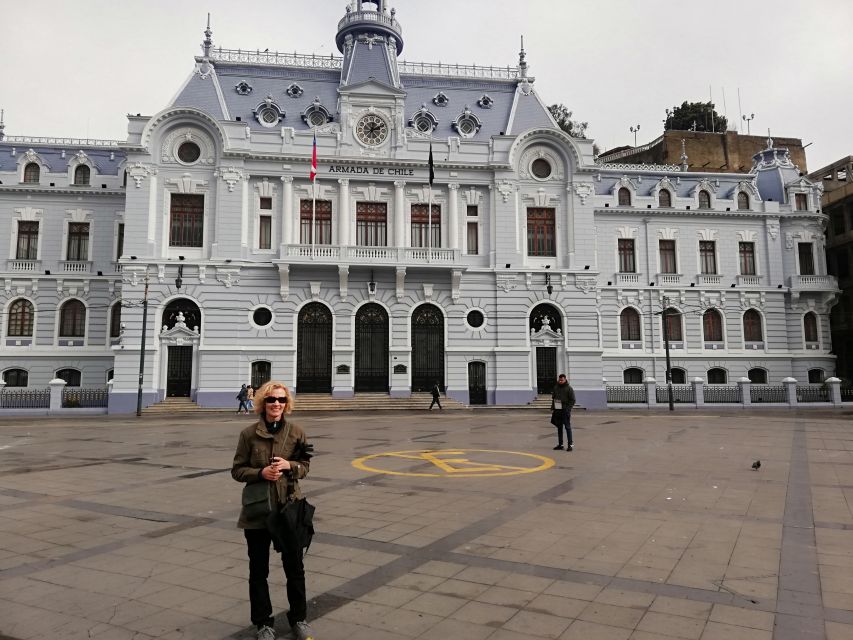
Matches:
[356,114,389,146]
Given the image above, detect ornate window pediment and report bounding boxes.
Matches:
[408,104,438,133]
[302,97,333,128]
[254,96,285,127]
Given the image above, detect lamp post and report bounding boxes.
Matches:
[742,113,755,135]
[135,272,149,417]
[630,124,640,146]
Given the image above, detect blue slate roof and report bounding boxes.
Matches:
[172,70,228,119]
[507,90,558,134]
[344,40,395,87]
[0,145,125,176]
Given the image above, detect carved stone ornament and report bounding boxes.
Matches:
[214,167,247,193]
[576,276,597,294]
[166,173,208,194]
[162,128,215,165]
[767,221,779,241]
[215,266,241,287]
[497,180,515,203]
[573,183,594,204]
[496,273,519,292]
[127,162,157,188]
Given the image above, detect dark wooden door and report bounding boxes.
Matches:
[411,304,444,391]
[166,346,193,397]
[536,347,556,394]
[297,303,332,393]
[355,303,389,392]
[468,361,487,405]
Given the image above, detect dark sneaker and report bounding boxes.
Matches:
[292,621,315,640]
[567,444,573,451]
[552,445,563,450]
[257,625,276,640]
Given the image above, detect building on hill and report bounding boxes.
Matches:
[0,1,840,412]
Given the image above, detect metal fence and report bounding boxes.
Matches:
[796,385,829,403]
[62,387,109,408]
[841,386,853,402]
[0,388,50,408]
[655,385,695,403]
[750,385,786,403]
[703,385,742,403]
[606,385,647,403]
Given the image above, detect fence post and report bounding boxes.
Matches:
[48,378,67,412]
[825,377,842,406]
[0,380,5,408]
[644,377,657,407]
[692,377,705,409]
[782,377,798,407]
[738,378,751,407]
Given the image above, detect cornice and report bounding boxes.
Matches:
[594,207,827,221]
[0,186,125,196]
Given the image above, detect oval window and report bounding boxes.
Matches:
[253,307,273,327]
[177,142,201,164]
[466,310,485,328]
[531,158,552,179]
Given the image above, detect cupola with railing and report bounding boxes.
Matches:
[336,0,404,55]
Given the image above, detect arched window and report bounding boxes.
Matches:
[707,368,727,384]
[106,369,114,382]
[808,368,824,383]
[162,298,202,332]
[109,302,122,338]
[23,163,40,183]
[804,312,819,343]
[7,299,34,337]
[662,308,682,341]
[670,368,687,384]
[59,300,86,337]
[618,187,631,206]
[748,368,768,384]
[698,190,711,209]
[703,309,723,342]
[530,303,562,334]
[743,309,762,342]
[56,368,81,386]
[73,165,90,186]
[2,368,28,387]
[620,308,641,341]
[658,190,672,208]
[623,368,644,384]
[737,192,749,210]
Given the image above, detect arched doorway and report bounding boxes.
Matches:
[162,299,201,397]
[530,303,563,393]
[297,303,332,393]
[411,304,444,391]
[355,303,389,392]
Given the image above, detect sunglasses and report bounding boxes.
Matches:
[264,396,288,404]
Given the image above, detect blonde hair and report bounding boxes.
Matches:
[253,380,294,415]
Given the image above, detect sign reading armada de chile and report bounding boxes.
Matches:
[327,165,417,177]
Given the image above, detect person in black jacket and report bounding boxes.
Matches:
[551,374,576,451]
[429,381,443,410]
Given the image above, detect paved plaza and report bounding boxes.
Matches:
[1,407,852,640]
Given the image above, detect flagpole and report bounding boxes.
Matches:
[310,129,317,258]
[427,183,432,263]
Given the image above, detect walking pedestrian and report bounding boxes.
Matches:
[429,381,443,410]
[236,384,250,414]
[246,385,255,411]
[231,380,315,640]
[551,373,576,451]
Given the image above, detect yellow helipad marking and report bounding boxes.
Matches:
[352,449,554,477]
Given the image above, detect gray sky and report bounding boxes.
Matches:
[2,0,850,172]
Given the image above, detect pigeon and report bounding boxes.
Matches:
[751,460,761,470]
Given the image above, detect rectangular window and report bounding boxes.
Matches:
[527,207,555,257]
[299,199,332,245]
[618,239,635,273]
[16,221,39,260]
[356,202,387,247]
[739,242,756,275]
[467,205,478,217]
[659,240,677,274]
[832,211,846,235]
[798,242,815,275]
[467,222,479,255]
[699,240,717,274]
[67,222,90,261]
[116,223,125,261]
[259,216,272,250]
[259,197,272,210]
[169,194,204,247]
[837,250,850,280]
[795,193,808,211]
[410,204,441,248]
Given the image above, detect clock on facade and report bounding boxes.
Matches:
[355,114,389,146]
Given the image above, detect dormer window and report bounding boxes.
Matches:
[286,83,304,98]
[253,96,285,128]
[452,106,481,138]
[301,97,333,128]
[409,105,438,133]
[74,165,90,186]
[658,189,672,208]
[737,191,749,210]
[477,94,494,109]
[235,81,253,96]
[432,92,449,107]
[23,163,40,184]
[698,189,711,209]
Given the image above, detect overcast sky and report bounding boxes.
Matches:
[2,0,850,172]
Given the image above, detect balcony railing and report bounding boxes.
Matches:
[282,245,459,264]
[789,275,838,289]
[615,273,641,285]
[656,273,682,286]
[6,259,40,272]
[736,274,763,287]
[60,260,92,274]
[337,9,402,37]
[211,47,343,69]
[399,60,518,80]
[696,274,722,286]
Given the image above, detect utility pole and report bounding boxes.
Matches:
[136,273,149,417]
[660,297,674,411]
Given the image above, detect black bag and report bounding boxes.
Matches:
[550,409,563,427]
[267,497,316,555]
[241,481,272,521]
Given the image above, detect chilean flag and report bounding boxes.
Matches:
[310,133,317,181]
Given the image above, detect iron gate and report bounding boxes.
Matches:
[251,361,271,390]
[166,346,193,397]
[355,303,389,392]
[468,361,487,405]
[536,347,557,393]
[297,303,332,393]
[411,304,444,391]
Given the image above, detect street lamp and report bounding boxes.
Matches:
[630,124,640,146]
[742,113,755,135]
[136,272,150,417]
[654,296,675,412]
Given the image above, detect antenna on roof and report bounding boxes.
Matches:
[766,129,773,149]
[518,35,528,79]
[203,13,213,58]
[0,109,5,142]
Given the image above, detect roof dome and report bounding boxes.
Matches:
[336,1,404,55]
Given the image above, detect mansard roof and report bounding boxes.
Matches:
[0,141,125,176]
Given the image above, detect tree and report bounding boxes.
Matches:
[548,104,588,139]
[666,101,728,133]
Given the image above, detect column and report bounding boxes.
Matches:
[394,180,406,248]
[281,176,293,246]
[447,183,459,250]
[826,377,842,406]
[782,377,798,407]
[338,178,350,246]
[738,378,752,407]
[49,378,66,412]
[644,377,657,407]
[692,377,705,408]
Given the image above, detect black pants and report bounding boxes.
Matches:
[556,408,573,446]
[429,396,442,409]
[244,528,306,629]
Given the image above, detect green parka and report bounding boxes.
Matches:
[551,381,576,409]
